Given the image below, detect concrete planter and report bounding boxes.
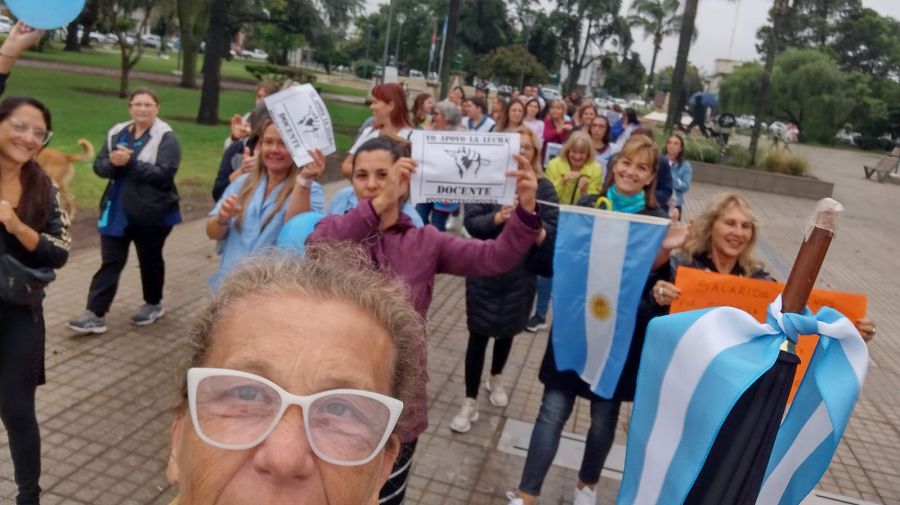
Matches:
[692,161,834,200]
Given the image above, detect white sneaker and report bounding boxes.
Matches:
[486,374,509,407]
[505,491,525,505]
[573,485,597,505]
[449,398,479,433]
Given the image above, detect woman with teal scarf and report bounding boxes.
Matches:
[507,134,687,505]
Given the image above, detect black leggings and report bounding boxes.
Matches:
[464,332,514,399]
[87,226,172,316]
[0,303,44,505]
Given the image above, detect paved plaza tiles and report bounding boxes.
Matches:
[0,144,898,504]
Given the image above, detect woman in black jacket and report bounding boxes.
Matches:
[67,87,181,334]
[450,126,559,433]
[0,97,70,505]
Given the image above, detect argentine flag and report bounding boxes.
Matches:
[618,296,868,505]
[550,205,669,398]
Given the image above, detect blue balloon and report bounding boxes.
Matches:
[7,0,87,30]
[276,212,325,255]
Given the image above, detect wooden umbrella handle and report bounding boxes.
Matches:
[781,198,844,314]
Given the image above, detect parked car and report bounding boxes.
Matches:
[240,48,268,60]
[541,86,562,102]
[409,69,425,79]
[735,115,756,129]
[0,16,13,34]
[834,128,859,145]
[141,34,162,50]
[427,71,439,81]
[768,121,787,134]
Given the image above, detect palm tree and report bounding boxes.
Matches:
[628,0,694,99]
[664,0,700,132]
[749,0,790,165]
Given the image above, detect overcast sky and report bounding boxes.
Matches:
[364,0,900,75]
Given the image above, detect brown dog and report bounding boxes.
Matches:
[35,139,94,217]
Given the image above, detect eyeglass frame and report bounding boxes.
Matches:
[187,367,404,467]
[6,117,53,146]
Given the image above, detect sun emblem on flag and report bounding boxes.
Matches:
[589,294,612,320]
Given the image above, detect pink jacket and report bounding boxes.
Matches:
[309,200,542,442]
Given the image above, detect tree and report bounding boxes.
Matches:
[64,19,81,52]
[176,0,211,88]
[627,0,693,98]
[197,0,362,124]
[602,51,646,97]
[97,0,157,98]
[438,0,462,99]
[457,0,513,58]
[755,0,862,54]
[768,49,856,143]
[477,45,549,85]
[553,0,625,93]
[748,0,789,165]
[663,0,698,132]
[719,62,764,114]
[526,11,562,74]
[831,7,900,79]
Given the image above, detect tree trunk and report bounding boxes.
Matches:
[177,0,209,88]
[197,0,231,125]
[665,0,699,133]
[647,45,659,99]
[749,0,789,166]
[64,20,81,52]
[119,49,132,98]
[438,0,462,99]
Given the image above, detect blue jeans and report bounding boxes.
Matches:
[414,203,449,232]
[533,275,552,318]
[518,386,621,496]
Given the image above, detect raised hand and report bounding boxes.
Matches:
[217,195,242,224]
[509,153,538,213]
[662,214,690,250]
[298,149,326,183]
[1,22,44,58]
[230,114,251,140]
[493,205,514,226]
[373,157,417,215]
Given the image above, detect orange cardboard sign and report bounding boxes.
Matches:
[669,267,867,403]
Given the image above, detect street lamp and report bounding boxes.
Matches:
[519,9,537,90]
[394,13,407,67]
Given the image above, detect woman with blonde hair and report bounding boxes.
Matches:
[544,131,603,205]
[206,117,325,290]
[651,192,876,340]
[451,126,559,433]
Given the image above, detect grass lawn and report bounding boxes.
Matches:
[4,66,370,209]
[21,43,257,81]
[19,43,370,99]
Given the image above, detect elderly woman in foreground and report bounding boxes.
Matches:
[165,244,422,505]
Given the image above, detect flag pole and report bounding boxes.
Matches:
[780,198,843,315]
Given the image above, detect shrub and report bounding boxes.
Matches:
[853,135,896,152]
[682,137,722,163]
[759,149,809,176]
[353,59,377,80]
[721,144,753,168]
[245,64,316,85]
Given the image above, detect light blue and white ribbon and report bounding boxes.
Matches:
[618,296,868,505]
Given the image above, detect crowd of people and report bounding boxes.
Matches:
[0,21,880,505]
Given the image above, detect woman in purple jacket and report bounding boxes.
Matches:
[308,136,544,505]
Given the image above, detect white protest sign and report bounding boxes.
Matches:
[409,130,520,206]
[264,84,336,166]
